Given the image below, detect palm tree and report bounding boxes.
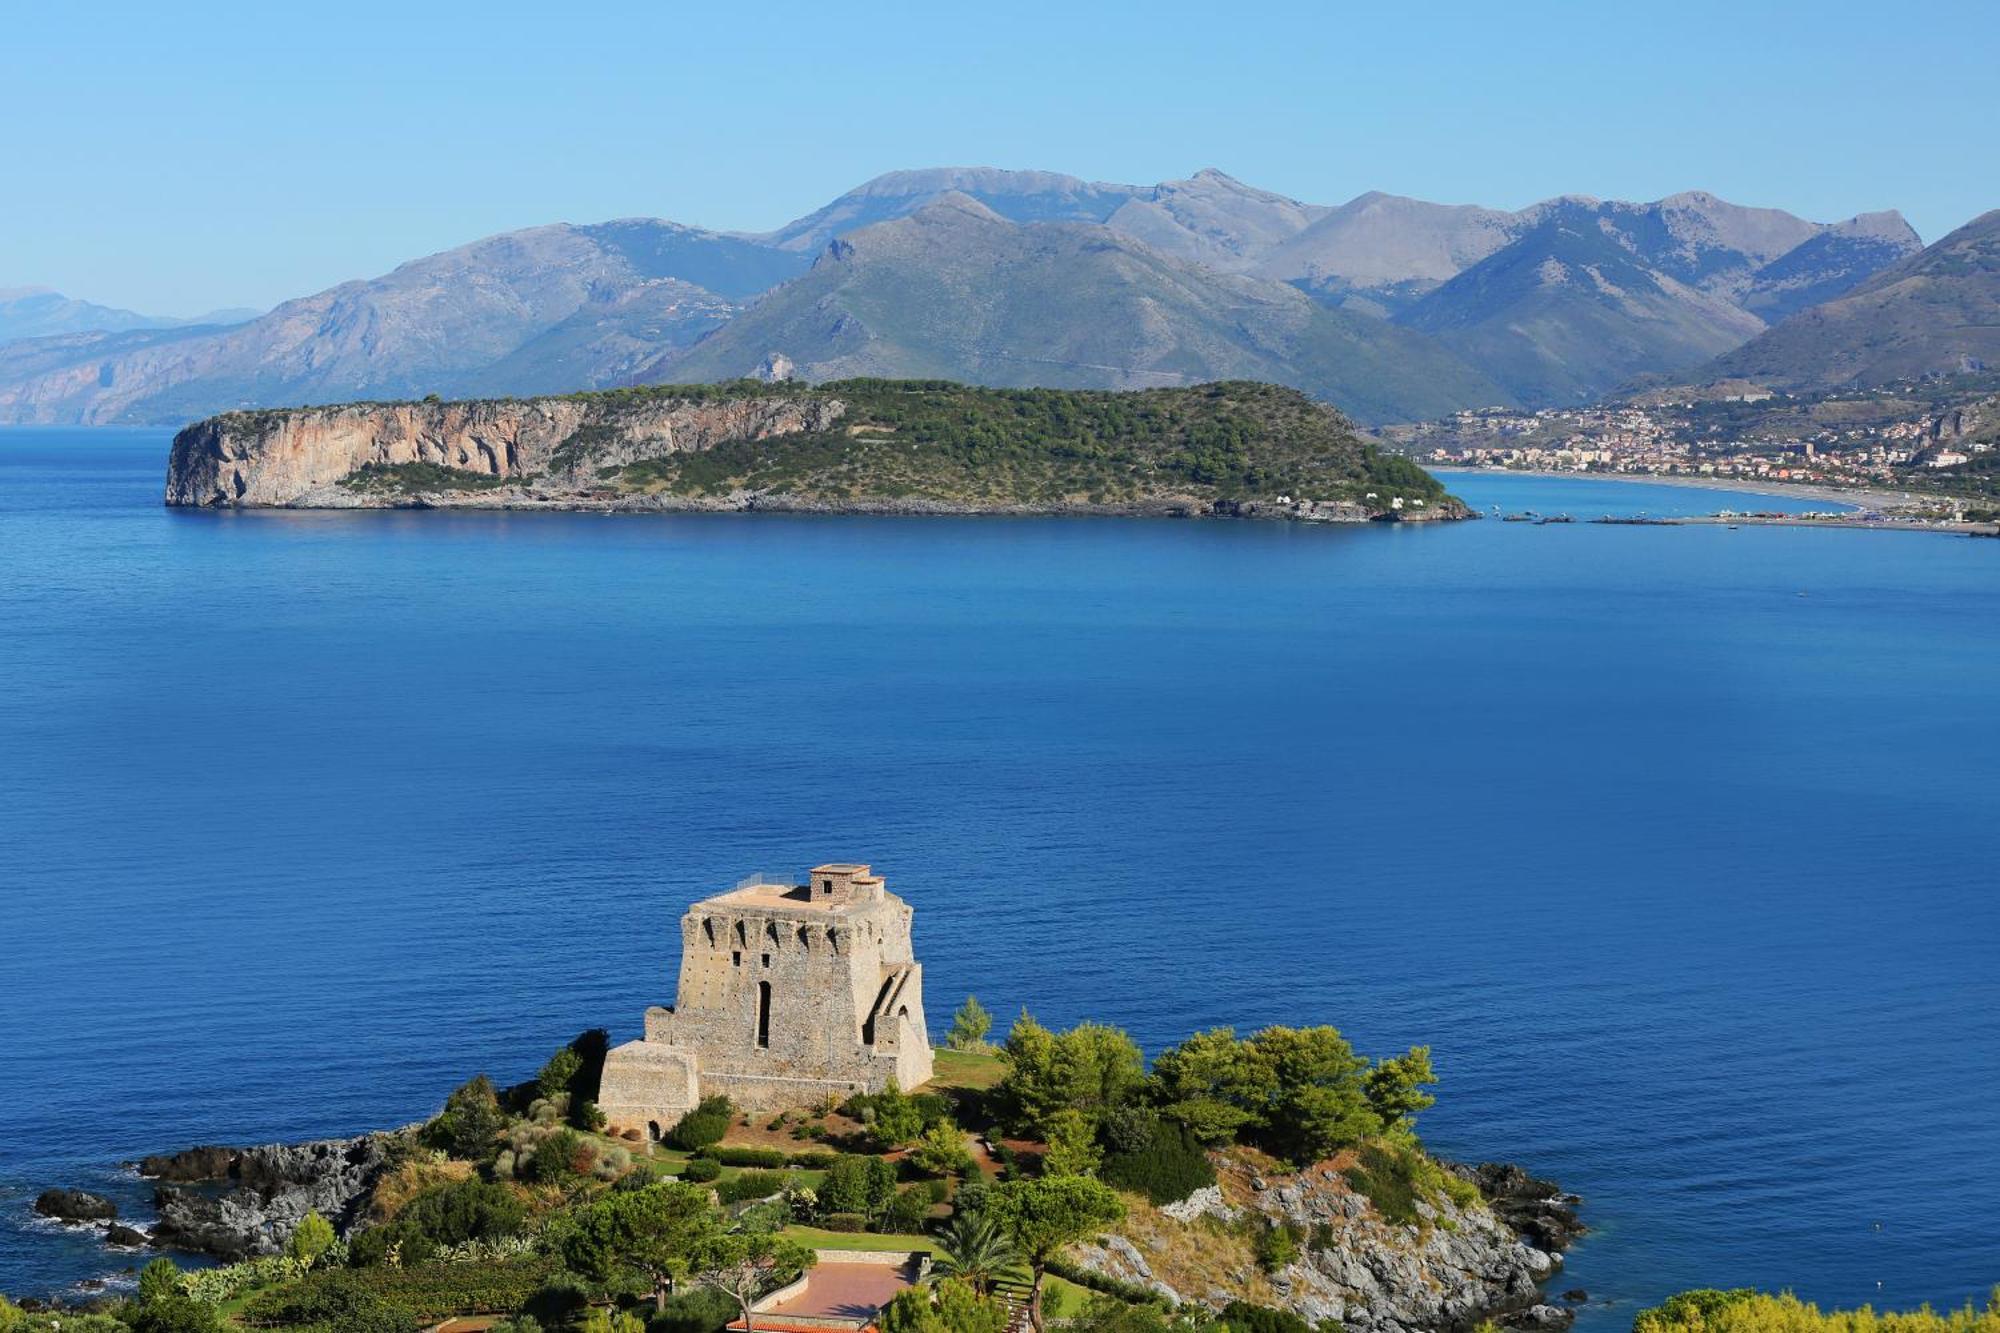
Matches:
[931,1209,1022,1297]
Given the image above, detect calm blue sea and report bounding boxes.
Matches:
[3,429,1997,1325]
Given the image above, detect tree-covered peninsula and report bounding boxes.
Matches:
[164,380,1464,521]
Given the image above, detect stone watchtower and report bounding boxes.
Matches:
[597,864,933,1137]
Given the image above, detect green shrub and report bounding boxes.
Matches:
[525,1128,588,1183]
[350,1220,434,1268]
[1100,1120,1216,1205]
[399,1178,528,1246]
[681,1156,722,1183]
[668,1096,733,1151]
[818,1211,867,1232]
[948,996,993,1050]
[1340,1141,1468,1228]
[648,1287,738,1333]
[1253,1220,1302,1272]
[712,1146,788,1168]
[423,1075,509,1162]
[1220,1302,1313,1333]
[863,1080,927,1149]
[819,1154,898,1219]
[882,1185,932,1233]
[716,1170,787,1204]
[287,1210,337,1269]
[139,1256,184,1305]
[787,1149,838,1169]
[130,1296,224,1333]
[538,1047,583,1101]
[523,1274,593,1327]
[1099,1106,1162,1156]
[1066,1295,1181,1333]
[909,1120,974,1177]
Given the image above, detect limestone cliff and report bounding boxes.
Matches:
[1067,1150,1581,1333]
[166,394,844,507]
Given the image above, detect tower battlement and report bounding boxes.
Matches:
[597,863,932,1137]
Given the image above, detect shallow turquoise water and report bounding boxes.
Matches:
[1440,470,1849,517]
[3,431,1997,1325]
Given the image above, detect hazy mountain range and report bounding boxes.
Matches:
[0,286,258,345]
[0,168,1959,427]
[1703,209,2000,390]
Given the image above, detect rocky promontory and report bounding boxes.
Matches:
[163,381,1470,522]
[138,1135,391,1261]
[1068,1149,1583,1333]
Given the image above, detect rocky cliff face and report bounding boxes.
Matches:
[165,394,845,507]
[1068,1150,1581,1333]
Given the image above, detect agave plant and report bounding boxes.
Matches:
[930,1208,1022,1296]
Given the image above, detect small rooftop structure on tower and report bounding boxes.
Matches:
[597,863,933,1137]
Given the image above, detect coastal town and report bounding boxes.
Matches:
[1380,377,2000,521]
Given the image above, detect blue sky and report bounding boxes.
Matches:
[6,0,1996,314]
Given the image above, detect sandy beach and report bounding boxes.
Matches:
[1427,466,1934,512]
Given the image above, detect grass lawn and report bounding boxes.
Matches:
[217,1281,285,1322]
[929,1048,1005,1092]
[1044,1276,1096,1319]
[782,1225,938,1254]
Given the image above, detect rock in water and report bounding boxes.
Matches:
[135,1146,240,1183]
[104,1223,149,1248]
[1451,1162,1588,1252]
[34,1189,117,1222]
[143,1135,390,1260]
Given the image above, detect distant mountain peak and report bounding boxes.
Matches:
[1158,168,1309,209]
[839,165,1110,199]
[1830,209,1921,245]
[907,191,1010,225]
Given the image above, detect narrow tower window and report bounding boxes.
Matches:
[756,980,772,1049]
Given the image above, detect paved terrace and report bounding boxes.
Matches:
[736,1254,923,1331]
